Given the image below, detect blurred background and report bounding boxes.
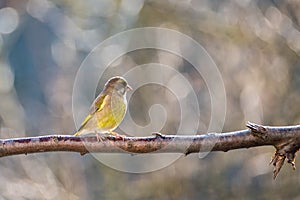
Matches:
[0,0,300,199]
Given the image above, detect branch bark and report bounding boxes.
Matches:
[1,122,300,179]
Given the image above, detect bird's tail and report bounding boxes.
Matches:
[73,130,80,136]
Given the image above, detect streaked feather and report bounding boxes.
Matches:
[74,93,108,135]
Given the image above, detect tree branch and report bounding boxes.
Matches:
[1,122,300,179]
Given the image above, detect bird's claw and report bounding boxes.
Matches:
[96,133,105,142]
[109,131,126,140]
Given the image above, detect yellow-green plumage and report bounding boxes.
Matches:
[74,76,131,136]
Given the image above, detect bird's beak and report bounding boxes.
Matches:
[126,85,132,91]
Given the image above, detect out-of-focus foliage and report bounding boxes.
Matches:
[0,0,300,199]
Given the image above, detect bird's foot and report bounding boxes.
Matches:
[109,131,126,140]
[95,131,107,142]
[96,133,103,142]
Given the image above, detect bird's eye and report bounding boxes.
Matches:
[118,87,126,95]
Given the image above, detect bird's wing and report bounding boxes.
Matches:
[76,93,109,132]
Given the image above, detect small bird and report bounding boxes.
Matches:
[74,76,132,139]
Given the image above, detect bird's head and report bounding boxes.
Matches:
[104,76,132,96]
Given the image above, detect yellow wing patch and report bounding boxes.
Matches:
[75,114,93,134]
[74,94,109,135]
